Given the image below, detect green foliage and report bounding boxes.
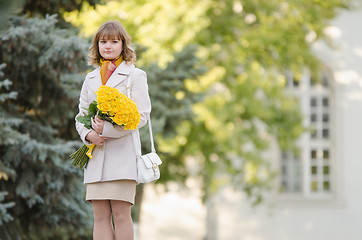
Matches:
[187,0,349,201]
[76,101,97,129]
[0,15,93,239]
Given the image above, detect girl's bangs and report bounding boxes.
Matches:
[98,27,121,40]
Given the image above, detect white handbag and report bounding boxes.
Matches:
[127,70,162,184]
[132,118,162,183]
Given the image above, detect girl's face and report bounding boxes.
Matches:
[98,38,123,60]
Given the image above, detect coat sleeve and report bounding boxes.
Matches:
[100,68,151,138]
[75,75,93,145]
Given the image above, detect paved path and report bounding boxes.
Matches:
[136,183,206,240]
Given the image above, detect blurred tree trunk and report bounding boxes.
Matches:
[206,198,219,240]
[134,184,145,223]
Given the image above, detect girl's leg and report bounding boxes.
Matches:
[92,200,114,240]
[110,200,134,240]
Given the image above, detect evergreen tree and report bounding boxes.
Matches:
[0,15,93,239]
[0,63,16,227]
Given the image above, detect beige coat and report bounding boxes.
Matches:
[75,62,151,184]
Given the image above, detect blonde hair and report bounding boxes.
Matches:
[88,21,136,67]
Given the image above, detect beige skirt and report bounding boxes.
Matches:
[86,180,137,204]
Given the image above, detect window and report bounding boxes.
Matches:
[281,151,302,192]
[281,70,333,197]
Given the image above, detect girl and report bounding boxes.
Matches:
[75,21,151,239]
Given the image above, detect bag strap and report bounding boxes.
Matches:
[127,69,156,157]
[147,117,156,153]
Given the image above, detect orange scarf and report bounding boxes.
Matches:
[100,56,123,85]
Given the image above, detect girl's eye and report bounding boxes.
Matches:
[112,41,119,44]
[100,40,106,44]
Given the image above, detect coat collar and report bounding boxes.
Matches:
[88,61,135,89]
[106,61,135,88]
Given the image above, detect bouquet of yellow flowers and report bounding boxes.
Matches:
[70,85,141,169]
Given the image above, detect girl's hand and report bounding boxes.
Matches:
[91,115,105,134]
[85,131,108,146]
